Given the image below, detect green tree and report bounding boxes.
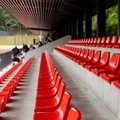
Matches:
[106,5,118,35]
[0,6,27,33]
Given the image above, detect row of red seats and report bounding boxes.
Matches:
[0,57,34,112]
[55,45,120,89]
[33,51,81,120]
[0,61,22,83]
[67,36,120,48]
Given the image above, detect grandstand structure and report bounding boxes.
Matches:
[0,0,120,120]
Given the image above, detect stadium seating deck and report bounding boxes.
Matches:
[0,35,119,120]
[54,42,120,118]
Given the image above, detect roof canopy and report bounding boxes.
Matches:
[0,0,118,33]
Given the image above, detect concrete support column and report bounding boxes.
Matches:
[71,19,75,39]
[64,23,69,35]
[74,17,78,39]
[85,9,92,37]
[59,28,62,38]
[97,0,106,37]
[62,24,66,36]
[77,14,83,38]
[68,22,72,35]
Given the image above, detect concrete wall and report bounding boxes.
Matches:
[25,35,71,59]
[0,51,12,70]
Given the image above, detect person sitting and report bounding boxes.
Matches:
[29,44,35,51]
[38,41,43,47]
[20,51,25,59]
[12,46,20,56]
[22,43,29,53]
[11,54,20,66]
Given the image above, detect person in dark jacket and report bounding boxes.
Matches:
[11,46,20,66]
[22,43,29,53]
[12,46,20,55]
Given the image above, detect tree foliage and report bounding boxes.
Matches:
[0,6,27,34]
[106,5,118,27]
[92,4,118,36]
[106,4,118,35]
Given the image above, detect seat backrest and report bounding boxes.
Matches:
[113,37,120,48]
[101,52,110,65]
[58,83,66,98]
[81,39,83,44]
[111,35,118,44]
[97,37,101,44]
[101,37,106,44]
[88,50,95,60]
[93,51,101,61]
[77,48,81,56]
[67,107,81,120]
[85,39,88,44]
[90,38,94,45]
[79,49,85,57]
[41,52,47,64]
[33,92,72,120]
[75,48,80,55]
[83,49,89,58]
[109,53,120,69]
[96,37,101,46]
[61,92,72,120]
[87,38,91,45]
[105,36,112,44]
[117,37,120,44]
[54,76,62,89]
[83,39,85,43]
[93,38,97,44]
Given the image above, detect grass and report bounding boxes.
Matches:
[0,35,39,45]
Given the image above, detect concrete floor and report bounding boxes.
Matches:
[0,49,119,120]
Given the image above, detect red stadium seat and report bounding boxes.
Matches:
[37,76,62,98]
[0,95,7,112]
[90,52,110,71]
[79,50,95,66]
[76,49,89,64]
[84,51,101,70]
[93,38,97,46]
[113,36,120,48]
[108,35,118,48]
[35,83,66,112]
[33,92,72,120]
[100,72,120,84]
[91,53,120,76]
[67,107,81,120]
[113,80,120,89]
[106,36,112,48]
[89,38,94,46]
[101,37,106,47]
[96,37,101,47]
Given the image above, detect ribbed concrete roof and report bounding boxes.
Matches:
[0,0,117,33]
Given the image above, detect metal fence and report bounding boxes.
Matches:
[0,51,12,70]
